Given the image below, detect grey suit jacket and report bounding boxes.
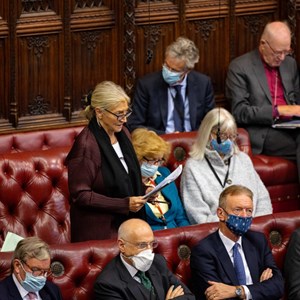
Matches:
[94,254,195,300]
[284,227,300,300]
[226,48,300,154]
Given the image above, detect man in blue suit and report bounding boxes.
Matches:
[0,236,62,300]
[127,37,215,135]
[190,185,284,300]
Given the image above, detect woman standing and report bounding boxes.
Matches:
[180,107,272,224]
[132,128,190,230]
[66,81,147,241]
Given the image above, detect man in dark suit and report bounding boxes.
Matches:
[94,218,195,300]
[127,36,215,135]
[226,21,300,182]
[190,185,284,300]
[0,236,62,300]
[284,227,300,300]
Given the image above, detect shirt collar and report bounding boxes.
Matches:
[120,254,139,277]
[218,229,242,253]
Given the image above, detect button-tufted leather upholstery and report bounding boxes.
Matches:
[0,211,299,300]
[0,147,71,246]
[162,128,300,213]
[0,126,299,248]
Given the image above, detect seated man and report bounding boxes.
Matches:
[94,218,195,300]
[127,36,215,134]
[226,21,300,181]
[0,236,62,299]
[284,227,300,300]
[190,185,284,300]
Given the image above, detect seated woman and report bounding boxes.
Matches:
[131,128,190,230]
[180,107,273,224]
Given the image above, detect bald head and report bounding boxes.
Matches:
[261,21,291,44]
[118,219,153,241]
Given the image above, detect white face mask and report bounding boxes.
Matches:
[129,249,154,272]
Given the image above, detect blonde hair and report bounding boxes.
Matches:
[131,128,171,162]
[165,36,199,69]
[83,81,130,121]
[12,236,50,271]
[190,108,239,160]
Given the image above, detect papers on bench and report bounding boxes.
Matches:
[1,232,24,252]
[272,119,300,129]
[143,164,183,199]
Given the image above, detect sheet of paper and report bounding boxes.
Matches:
[272,119,300,129]
[143,164,183,199]
[1,232,24,252]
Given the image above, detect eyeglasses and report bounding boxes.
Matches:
[143,157,165,166]
[222,207,253,217]
[212,131,238,141]
[265,40,293,58]
[104,108,132,121]
[21,261,52,277]
[162,63,186,74]
[123,239,158,250]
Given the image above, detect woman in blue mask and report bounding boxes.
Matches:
[132,128,190,230]
[180,107,273,225]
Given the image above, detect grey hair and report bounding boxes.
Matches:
[165,37,199,69]
[83,81,130,121]
[11,236,50,272]
[189,108,239,160]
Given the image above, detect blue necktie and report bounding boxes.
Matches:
[232,243,246,285]
[173,85,184,131]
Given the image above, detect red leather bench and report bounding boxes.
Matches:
[0,211,299,300]
[0,126,299,248]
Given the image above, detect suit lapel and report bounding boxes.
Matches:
[186,73,197,130]
[242,236,260,283]
[213,233,239,285]
[116,257,150,300]
[147,267,165,300]
[251,50,272,104]
[159,79,169,130]
[279,60,294,104]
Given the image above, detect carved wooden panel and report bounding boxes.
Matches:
[0,0,298,132]
[0,0,9,126]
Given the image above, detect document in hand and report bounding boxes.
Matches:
[272,119,300,129]
[143,164,183,199]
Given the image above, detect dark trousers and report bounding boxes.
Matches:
[263,127,300,182]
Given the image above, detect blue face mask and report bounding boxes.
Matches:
[140,163,158,177]
[162,65,183,85]
[211,139,233,156]
[21,271,46,293]
[223,210,252,236]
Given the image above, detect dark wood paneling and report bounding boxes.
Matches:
[0,0,298,133]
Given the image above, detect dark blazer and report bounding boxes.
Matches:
[284,227,300,300]
[94,254,195,300]
[190,230,284,300]
[226,48,300,154]
[127,70,215,134]
[0,275,62,300]
[145,166,190,230]
[65,125,145,242]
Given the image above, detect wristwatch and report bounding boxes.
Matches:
[235,286,243,298]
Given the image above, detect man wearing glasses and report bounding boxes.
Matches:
[127,36,215,135]
[0,236,62,299]
[226,21,300,182]
[94,218,195,300]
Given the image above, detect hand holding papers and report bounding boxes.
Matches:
[143,165,183,199]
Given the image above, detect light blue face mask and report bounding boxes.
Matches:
[162,65,183,85]
[21,270,46,292]
[141,163,158,177]
[210,138,233,156]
